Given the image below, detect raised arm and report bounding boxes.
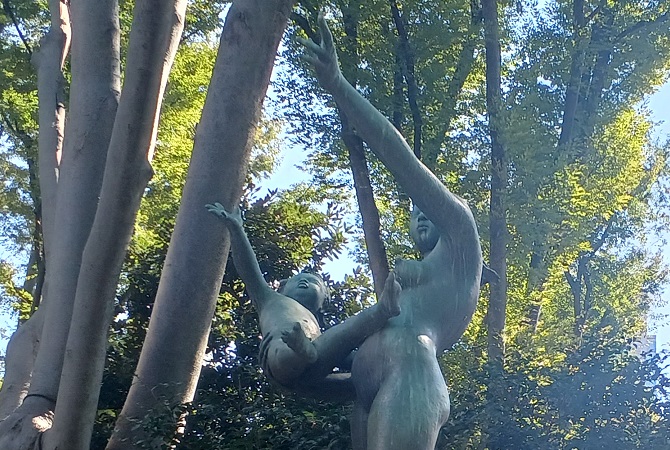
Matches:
[301,15,478,244]
[206,203,274,304]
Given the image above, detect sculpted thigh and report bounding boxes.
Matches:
[351,333,390,410]
[366,355,450,450]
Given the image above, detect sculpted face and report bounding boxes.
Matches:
[280,272,328,314]
[410,207,440,255]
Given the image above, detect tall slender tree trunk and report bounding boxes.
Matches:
[107,2,294,448]
[43,1,188,448]
[343,120,390,297]
[482,2,507,447]
[482,0,507,368]
[0,0,70,420]
[558,0,586,148]
[23,0,120,410]
[339,1,389,298]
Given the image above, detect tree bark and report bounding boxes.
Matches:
[482,0,507,367]
[24,0,120,404]
[558,0,586,148]
[42,1,187,448]
[106,2,294,448]
[481,6,507,447]
[392,54,404,131]
[37,0,70,258]
[0,0,70,419]
[0,308,44,421]
[0,0,119,446]
[343,121,390,298]
[580,12,614,141]
[339,1,389,298]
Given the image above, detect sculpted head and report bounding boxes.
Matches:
[279,272,329,315]
[409,206,440,255]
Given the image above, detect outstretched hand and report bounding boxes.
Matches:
[206,202,243,229]
[298,12,342,91]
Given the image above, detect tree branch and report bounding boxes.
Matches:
[389,0,422,159]
[424,0,482,169]
[565,269,581,318]
[338,1,390,298]
[615,10,669,43]
[2,0,33,55]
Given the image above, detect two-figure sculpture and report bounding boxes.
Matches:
[208,13,483,450]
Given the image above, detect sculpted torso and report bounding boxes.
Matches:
[258,278,323,344]
[207,203,401,399]
[392,224,481,352]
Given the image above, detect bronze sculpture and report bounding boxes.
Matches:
[207,12,483,449]
[300,14,483,449]
[206,203,401,400]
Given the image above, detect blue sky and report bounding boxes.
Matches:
[646,81,670,348]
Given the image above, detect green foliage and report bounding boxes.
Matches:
[1,0,670,447]
[272,1,670,448]
[0,0,44,302]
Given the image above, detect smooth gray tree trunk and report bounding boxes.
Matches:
[0,0,119,446]
[0,0,70,421]
[43,1,187,448]
[106,1,294,448]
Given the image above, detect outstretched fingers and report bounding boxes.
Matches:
[206,203,244,229]
[317,12,334,53]
[297,12,341,91]
[205,202,227,218]
[298,36,323,57]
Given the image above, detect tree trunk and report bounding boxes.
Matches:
[343,121,390,298]
[0,308,44,420]
[558,0,586,148]
[0,0,119,446]
[482,0,507,367]
[43,1,187,448]
[482,5,507,447]
[24,0,120,405]
[0,0,70,419]
[106,2,294,448]
[339,1,389,298]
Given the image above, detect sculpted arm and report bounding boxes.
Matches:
[206,203,274,304]
[302,15,478,243]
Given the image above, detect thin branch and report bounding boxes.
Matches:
[389,0,422,159]
[615,10,669,43]
[2,0,33,55]
[584,2,605,27]
[565,269,581,318]
[589,214,615,256]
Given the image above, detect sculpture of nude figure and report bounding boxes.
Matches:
[301,14,483,449]
[206,203,401,400]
